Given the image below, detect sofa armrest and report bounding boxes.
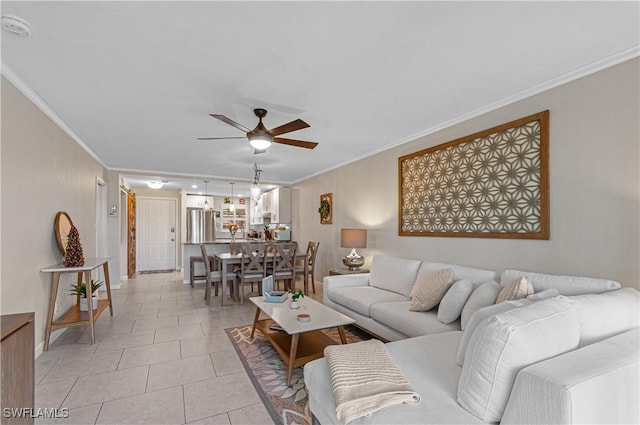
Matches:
[323,273,371,305]
[501,329,639,425]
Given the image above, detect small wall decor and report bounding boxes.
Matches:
[63,225,85,267]
[319,193,333,224]
[398,111,549,239]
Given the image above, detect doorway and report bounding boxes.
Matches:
[136,197,177,272]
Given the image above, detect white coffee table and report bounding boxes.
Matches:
[250,296,355,386]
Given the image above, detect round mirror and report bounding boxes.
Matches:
[54,211,74,256]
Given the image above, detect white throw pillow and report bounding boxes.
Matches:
[456,299,529,366]
[495,276,534,303]
[526,287,559,301]
[409,268,454,312]
[437,279,474,324]
[460,281,500,330]
[457,297,580,423]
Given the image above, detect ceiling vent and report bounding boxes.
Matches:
[1,14,32,37]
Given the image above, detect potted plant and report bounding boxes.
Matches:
[288,289,304,309]
[69,279,103,311]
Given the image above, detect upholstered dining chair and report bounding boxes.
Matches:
[237,242,269,304]
[270,241,298,292]
[200,244,237,305]
[295,241,319,294]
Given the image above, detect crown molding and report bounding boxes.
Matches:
[293,46,640,185]
[1,62,108,169]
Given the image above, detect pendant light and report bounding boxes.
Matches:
[229,182,235,212]
[203,180,211,212]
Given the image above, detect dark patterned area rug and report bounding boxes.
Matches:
[138,269,176,274]
[226,324,371,425]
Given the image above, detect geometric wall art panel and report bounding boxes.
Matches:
[399,111,549,239]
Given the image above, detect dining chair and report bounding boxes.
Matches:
[295,241,319,294]
[270,241,298,292]
[200,244,237,305]
[237,243,269,304]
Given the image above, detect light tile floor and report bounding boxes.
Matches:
[35,272,323,425]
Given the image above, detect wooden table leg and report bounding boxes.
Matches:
[250,307,261,338]
[44,272,60,351]
[84,270,95,344]
[337,326,347,344]
[287,334,300,386]
[103,262,113,316]
[221,259,228,306]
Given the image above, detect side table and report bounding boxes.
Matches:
[329,267,369,276]
[41,257,113,351]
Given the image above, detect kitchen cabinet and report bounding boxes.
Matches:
[220,199,247,233]
[250,197,263,225]
[185,194,214,209]
[264,187,291,224]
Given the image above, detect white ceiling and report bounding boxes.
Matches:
[2,2,638,194]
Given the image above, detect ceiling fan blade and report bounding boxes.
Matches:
[197,137,246,140]
[209,114,251,133]
[269,119,310,137]
[273,137,318,149]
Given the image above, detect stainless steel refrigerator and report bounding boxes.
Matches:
[186,208,216,243]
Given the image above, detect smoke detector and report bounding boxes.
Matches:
[1,14,32,37]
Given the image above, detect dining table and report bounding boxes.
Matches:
[210,250,308,306]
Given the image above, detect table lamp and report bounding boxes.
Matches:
[341,228,367,271]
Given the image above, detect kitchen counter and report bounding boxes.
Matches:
[182,239,252,245]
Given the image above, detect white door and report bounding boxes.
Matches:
[137,197,177,271]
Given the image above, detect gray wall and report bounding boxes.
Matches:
[292,58,640,289]
[1,76,107,352]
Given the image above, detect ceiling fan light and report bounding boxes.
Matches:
[249,134,272,150]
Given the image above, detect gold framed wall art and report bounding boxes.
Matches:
[319,193,333,224]
[398,110,549,239]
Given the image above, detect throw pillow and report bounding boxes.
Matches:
[496,277,534,303]
[409,268,454,312]
[456,299,529,366]
[457,297,580,423]
[526,287,559,301]
[437,279,474,324]
[460,281,501,330]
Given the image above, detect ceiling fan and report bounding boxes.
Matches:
[198,108,318,154]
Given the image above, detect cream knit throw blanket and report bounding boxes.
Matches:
[325,339,421,423]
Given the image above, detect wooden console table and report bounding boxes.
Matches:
[41,257,113,351]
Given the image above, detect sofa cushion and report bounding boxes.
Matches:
[460,281,500,330]
[496,277,534,303]
[369,255,422,298]
[370,301,460,338]
[571,288,640,347]
[328,286,408,318]
[500,269,620,295]
[417,261,496,285]
[457,297,580,423]
[438,279,474,324]
[456,299,528,366]
[305,332,486,425]
[409,269,454,312]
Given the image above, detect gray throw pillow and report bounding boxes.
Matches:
[437,279,474,324]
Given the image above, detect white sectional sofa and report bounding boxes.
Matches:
[307,255,639,424]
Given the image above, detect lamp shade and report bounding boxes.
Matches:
[340,228,367,249]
